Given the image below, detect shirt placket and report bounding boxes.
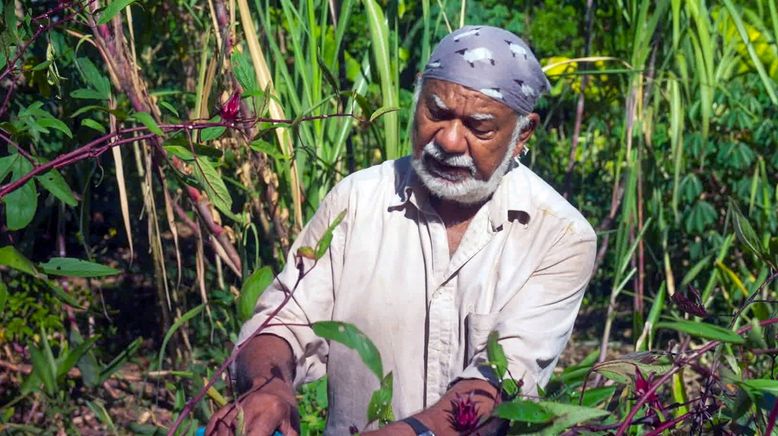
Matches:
[422,211,456,405]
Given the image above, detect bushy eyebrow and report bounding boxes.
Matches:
[469,113,495,121]
[430,94,449,111]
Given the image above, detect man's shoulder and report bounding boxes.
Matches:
[512,164,596,239]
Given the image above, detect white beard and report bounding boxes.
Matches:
[411,140,516,205]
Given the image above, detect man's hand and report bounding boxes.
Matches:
[206,377,299,436]
[206,334,299,436]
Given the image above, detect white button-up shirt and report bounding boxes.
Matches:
[238,157,596,434]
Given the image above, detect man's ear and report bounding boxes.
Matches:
[512,113,540,157]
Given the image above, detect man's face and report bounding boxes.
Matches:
[411,79,527,204]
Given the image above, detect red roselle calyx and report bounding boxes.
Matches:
[634,368,664,413]
[219,91,241,122]
[450,391,481,432]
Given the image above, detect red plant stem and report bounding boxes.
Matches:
[0,130,35,163]
[0,133,156,197]
[765,398,778,436]
[615,317,778,436]
[644,411,690,436]
[166,262,314,435]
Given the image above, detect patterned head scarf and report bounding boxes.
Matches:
[422,25,550,114]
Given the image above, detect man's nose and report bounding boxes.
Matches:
[435,121,468,155]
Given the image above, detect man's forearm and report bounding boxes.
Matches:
[235,334,296,394]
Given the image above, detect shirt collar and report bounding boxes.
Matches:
[390,157,534,229]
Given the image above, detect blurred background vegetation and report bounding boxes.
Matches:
[0,0,776,434]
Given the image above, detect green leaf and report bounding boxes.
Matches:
[232,50,258,94]
[159,100,179,117]
[369,106,400,123]
[534,402,609,435]
[237,266,274,322]
[35,170,77,207]
[133,111,164,136]
[367,372,395,425]
[158,305,204,370]
[191,158,233,216]
[75,57,110,98]
[0,154,18,182]
[729,200,773,268]
[201,126,226,142]
[80,118,106,133]
[577,386,617,408]
[57,336,99,381]
[5,156,37,230]
[98,0,138,25]
[249,139,287,160]
[740,379,778,396]
[0,281,8,313]
[71,88,108,100]
[0,245,38,276]
[315,210,347,259]
[48,283,84,308]
[592,351,673,384]
[98,337,142,385]
[29,346,56,396]
[36,117,72,138]
[494,399,554,423]
[486,331,508,379]
[312,321,383,381]
[39,257,121,277]
[656,320,744,344]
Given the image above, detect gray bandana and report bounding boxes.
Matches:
[422,25,550,114]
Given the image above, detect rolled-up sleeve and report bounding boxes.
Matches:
[236,185,348,388]
[456,225,597,396]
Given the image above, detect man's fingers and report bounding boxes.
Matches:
[205,403,239,436]
[244,402,286,436]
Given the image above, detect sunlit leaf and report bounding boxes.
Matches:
[5,157,37,230]
[98,0,139,25]
[315,210,347,259]
[367,373,395,425]
[593,351,673,384]
[740,379,778,396]
[494,399,554,423]
[191,158,233,216]
[250,139,287,160]
[39,257,121,277]
[237,266,274,322]
[312,321,383,381]
[656,320,744,344]
[80,118,106,133]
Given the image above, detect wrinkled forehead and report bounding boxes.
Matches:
[421,25,550,114]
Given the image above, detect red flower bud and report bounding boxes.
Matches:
[220,91,241,122]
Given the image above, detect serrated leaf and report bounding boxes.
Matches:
[249,139,286,160]
[80,118,106,133]
[39,257,120,277]
[98,0,138,25]
[75,57,110,98]
[592,351,673,384]
[367,373,394,425]
[312,321,383,381]
[315,210,347,259]
[232,50,258,94]
[0,245,38,276]
[191,158,233,216]
[133,111,164,136]
[5,157,37,230]
[35,169,77,207]
[656,320,744,344]
[237,266,274,322]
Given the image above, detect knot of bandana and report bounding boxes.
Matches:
[421,25,550,115]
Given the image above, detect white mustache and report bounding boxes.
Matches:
[422,141,477,177]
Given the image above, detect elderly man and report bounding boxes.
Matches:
[208,25,596,435]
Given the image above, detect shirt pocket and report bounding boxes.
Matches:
[465,312,499,364]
